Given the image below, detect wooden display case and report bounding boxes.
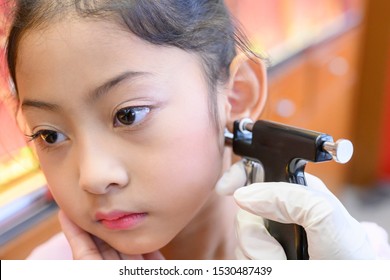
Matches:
[0,208,61,259]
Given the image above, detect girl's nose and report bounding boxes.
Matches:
[77,138,130,194]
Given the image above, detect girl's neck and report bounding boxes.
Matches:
[160,192,237,259]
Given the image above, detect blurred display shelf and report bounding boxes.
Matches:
[0,205,60,259]
[266,16,361,71]
[0,147,40,188]
[0,170,57,248]
[226,0,364,69]
[0,170,46,206]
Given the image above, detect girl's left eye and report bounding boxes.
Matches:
[114,106,151,127]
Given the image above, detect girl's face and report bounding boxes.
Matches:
[16,19,228,254]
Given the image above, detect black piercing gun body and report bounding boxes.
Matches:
[225,119,353,260]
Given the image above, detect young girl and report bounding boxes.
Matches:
[5,0,389,260]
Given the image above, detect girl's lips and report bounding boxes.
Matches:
[95,211,147,230]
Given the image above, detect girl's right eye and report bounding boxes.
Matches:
[27,129,67,146]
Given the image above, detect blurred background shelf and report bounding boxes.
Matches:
[0,171,55,245]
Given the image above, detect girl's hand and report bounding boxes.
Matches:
[58,210,164,260]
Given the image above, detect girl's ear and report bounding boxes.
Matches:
[225,53,268,130]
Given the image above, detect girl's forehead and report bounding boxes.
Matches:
[16,18,206,101]
[20,18,129,50]
[18,19,155,74]
[18,17,200,70]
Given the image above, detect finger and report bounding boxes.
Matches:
[143,250,165,260]
[215,160,247,195]
[120,254,144,260]
[235,209,287,260]
[233,182,336,227]
[58,210,102,260]
[92,236,121,260]
[120,250,164,260]
[305,173,333,195]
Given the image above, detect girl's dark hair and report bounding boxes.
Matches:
[6,0,255,122]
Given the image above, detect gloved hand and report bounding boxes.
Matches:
[216,160,377,260]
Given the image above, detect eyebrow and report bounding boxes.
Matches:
[21,99,61,112]
[86,71,148,104]
[21,71,149,112]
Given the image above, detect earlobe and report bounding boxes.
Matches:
[226,53,268,128]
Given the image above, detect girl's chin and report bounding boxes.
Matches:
[95,225,178,256]
[105,238,167,256]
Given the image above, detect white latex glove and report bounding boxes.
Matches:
[216,160,377,260]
